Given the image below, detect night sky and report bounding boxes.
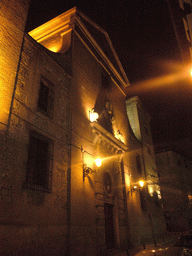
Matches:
[26,0,192,157]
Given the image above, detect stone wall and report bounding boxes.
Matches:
[0,0,31,129]
[0,34,71,255]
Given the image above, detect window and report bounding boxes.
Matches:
[136,154,142,174]
[24,131,53,192]
[38,77,54,118]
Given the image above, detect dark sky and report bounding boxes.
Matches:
[26,0,192,157]
[26,0,181,83]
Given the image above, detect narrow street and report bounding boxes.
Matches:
[133,237,192,256]
[134,246,173,256]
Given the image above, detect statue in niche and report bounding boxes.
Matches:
[97,101,114,134]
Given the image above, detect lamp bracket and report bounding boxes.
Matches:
[130,184,144,196]
[83,164,97,181]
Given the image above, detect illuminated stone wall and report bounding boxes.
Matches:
[69,31,159,254]
[0,5,167,254]
[0,34,71,255]
[0,0,31,131]
[126,96,166,247]
[60,31,132,255]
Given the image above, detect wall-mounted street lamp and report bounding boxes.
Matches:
[89,108,99,122]
[130,180,145,196]
[139,180,144,188]
[83,157,102,181]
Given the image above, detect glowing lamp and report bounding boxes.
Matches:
[89,108,99,122]
[83,157,102,181]
[130,180,145,196]
[95,158,101,167]
[139,180,144,188]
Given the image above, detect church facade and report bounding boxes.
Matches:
[0,3,166,255]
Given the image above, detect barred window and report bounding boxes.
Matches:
[24,131,53,192]
[38,76,54,118]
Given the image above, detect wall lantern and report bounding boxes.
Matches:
[89,108,99,122]
[130,180,145,196]
[139,180,144,188]
[83,157,102,181]
[190,68,192,77]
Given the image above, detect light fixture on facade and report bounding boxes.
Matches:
[139,180,144,188]
[83,157,102,181]
[130,185,137,195]
[95,157,101,167]
[130,180,145,196]
[89,108,99,122]
[190,68,192,77]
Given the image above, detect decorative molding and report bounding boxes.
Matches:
[90,122,128,153]
[28,7,129,90]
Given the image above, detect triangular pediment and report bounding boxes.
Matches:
[76,10,130,87]
[29,7,130,89]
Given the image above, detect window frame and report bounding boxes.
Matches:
[24,131,54,193]
[37,76,55,118]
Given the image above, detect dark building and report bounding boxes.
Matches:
[156,150,192,232]
[167,0,192,63]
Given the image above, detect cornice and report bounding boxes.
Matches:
[90,122,128,153]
